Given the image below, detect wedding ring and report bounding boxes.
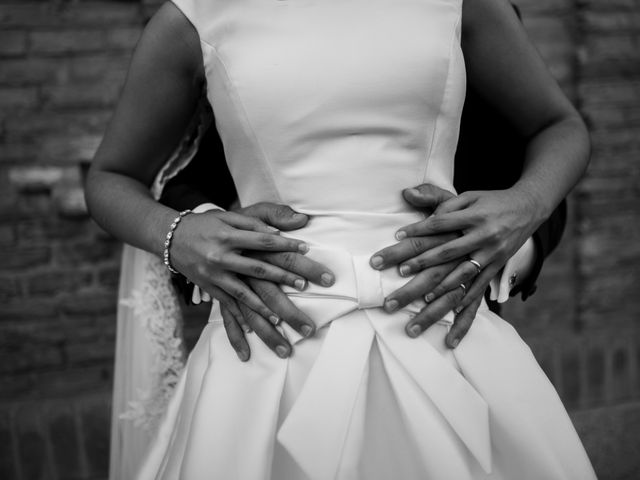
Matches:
[468,259,482,274]
[459,283,467,295]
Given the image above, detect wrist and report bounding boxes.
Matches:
[510,181,552,226]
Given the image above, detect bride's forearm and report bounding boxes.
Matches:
[85,169,177,257]
[514,114,590,222]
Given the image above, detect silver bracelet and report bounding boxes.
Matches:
[163,209,192,274]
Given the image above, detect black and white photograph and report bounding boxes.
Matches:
[1,0,639,479]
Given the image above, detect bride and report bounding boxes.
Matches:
[86,0,596,478]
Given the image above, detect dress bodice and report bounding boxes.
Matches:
[173,0,466,222]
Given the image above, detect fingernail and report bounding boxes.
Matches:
[294,278,307,291]
[301,325,314,337]
[276,345,290,358]
[370,255,384,269]
[266,226,280,233]
[293,213,307,220]
[385,299,398,312]
[395,230,407,241]
[242,324,253,334]
[321,272,335,286]
[407,188,420,195]
[269,315,280,325]
[451,338,460,348]
[237,350,249,362]
[407,324,422,338]
[399,265,411,277]
[454,305,463,314]
[425,292,435,303]
[298,243,309,254]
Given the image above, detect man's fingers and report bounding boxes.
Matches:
[216,211,274,233]
[405,286,467,338]
[239,303,292,359]
[431,192,475,216]
[250,251,335,287]
[383,262,457,312]
[249,279,316,338]
[221,304,251,361]
[241,203,309,231]
[445,294,483,349]
[217,275,280,325]
[370,234,457,270]
[402,184,455,210]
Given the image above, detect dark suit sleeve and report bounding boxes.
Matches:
[159,123,238,304]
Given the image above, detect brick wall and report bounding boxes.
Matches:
[1,1,639,479]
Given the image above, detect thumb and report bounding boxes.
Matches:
[262,203,309,231]
[403,184,455,210]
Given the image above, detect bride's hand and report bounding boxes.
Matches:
[394,186,544,307]
[170,208,312,323]
[191,202,336,361]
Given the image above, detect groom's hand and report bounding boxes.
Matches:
[370,184,485,348]
[217,202,335,361]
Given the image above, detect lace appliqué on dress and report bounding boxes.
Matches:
[119,255,187,431]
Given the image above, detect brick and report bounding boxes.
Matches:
[59,292,117,317]
[0,30,28,57]
[0,58,63,86]
[41,82,122,109]
[611,345,632,402]
[0,299,58,322]
[0,225,15,246]
[29,29,106,55]
[0,276,22,302]
[582,11,640,32]
[2,246,51,271]
[55,239,121,265]
[53,184,88,218]
[68,53,131,82]
[97,266,120,288]
[106,26,142,50]
[0,87,39,110]
[4,111,110,141]
[26,270,93,297]
[17,218,90,242]
[37,134,103,163]
[8,165,67,193]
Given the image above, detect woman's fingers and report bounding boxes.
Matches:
[456,263,502,311]
[396,210,475,239]
[248,278,316,338]
[249,251,335,287]
[225,229,308,253]
[217,275,280,325]
[239,303,292,359]
[398,231,483,275]
[226,255,308,290]
[405,285,467,338]
[445,294,483,349]
[370,233,457,270]
[220,304,250,362]
[383,262,457,312]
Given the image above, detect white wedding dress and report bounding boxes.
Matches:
[134,0,597,478]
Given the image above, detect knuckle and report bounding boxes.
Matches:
[217,229,231,244]
[281,252,297,270]
[252,264,268,278]
[409,237,425,256]
[438,246,455,261]
[260,234,276,248]
[234,289,249,302]
[205,250,222,265]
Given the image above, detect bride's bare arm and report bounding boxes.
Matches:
[374,0,590,343]
[85,4,312,322]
